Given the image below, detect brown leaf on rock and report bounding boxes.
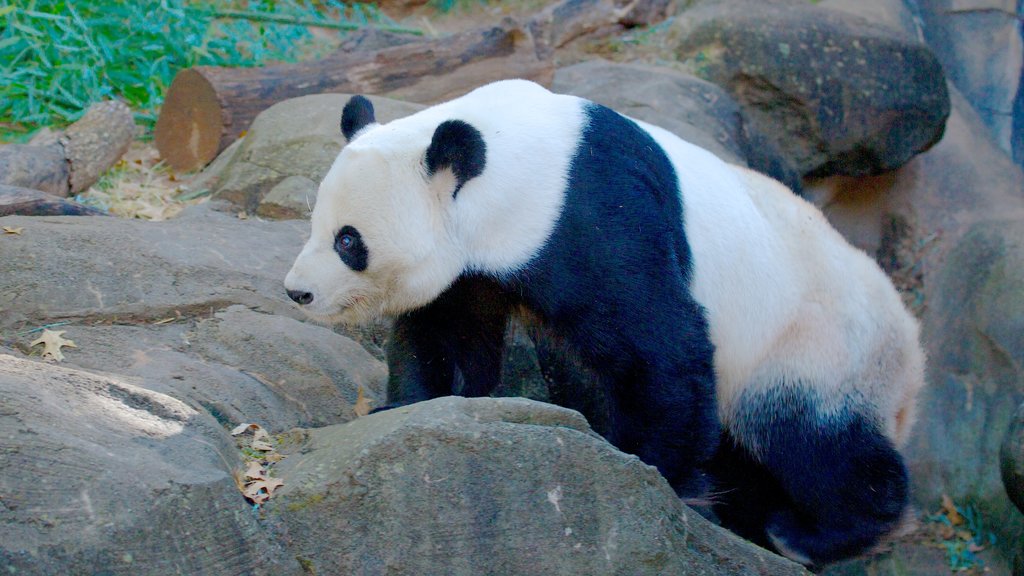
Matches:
[244,460,267,481]
[251,426,274,451]
[231,422,257,436]
[243,477,285,504]
[29,329,77,361]
[3,226,23,235]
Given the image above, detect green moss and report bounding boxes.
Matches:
[285,492,326,513]
[296,556,316,575]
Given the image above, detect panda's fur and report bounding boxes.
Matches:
[285,80,925,566]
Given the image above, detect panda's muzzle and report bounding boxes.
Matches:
[286,289,314,306]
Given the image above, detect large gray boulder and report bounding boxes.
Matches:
[669,1,950,178]
[0,353,302,575]
[270,396,810,576]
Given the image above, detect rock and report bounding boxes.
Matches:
[270,396,810,576]
[0,207,387,432]
[188,305,387,428]
[0,206,305,328]
[552,59,801,192]
[199,94,424,218]
[0,354,301,574]
[913,0,1024,165]
[1002,401,1024,515]
[669,1,950,178]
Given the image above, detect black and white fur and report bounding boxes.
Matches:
[285,80,925,566]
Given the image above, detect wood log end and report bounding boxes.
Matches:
[63,100,137,194]
[154,68,226,173]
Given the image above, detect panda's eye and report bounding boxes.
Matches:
[335,225,368,272]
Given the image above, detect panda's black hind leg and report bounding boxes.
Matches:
[709,390,909,566]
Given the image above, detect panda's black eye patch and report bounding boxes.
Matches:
[334,225,368,271]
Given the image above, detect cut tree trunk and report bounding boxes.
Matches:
[0,184,107,217]
[154,20,551,172]
[0,100,135,197]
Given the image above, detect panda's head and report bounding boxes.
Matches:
[284,95,486,324]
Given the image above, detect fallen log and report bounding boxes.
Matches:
[154,20,551,172]
[0,184,107,217]
[0,100,136,197]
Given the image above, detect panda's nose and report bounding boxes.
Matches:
[287,289,314,305]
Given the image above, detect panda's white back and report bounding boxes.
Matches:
[642,119,923,441]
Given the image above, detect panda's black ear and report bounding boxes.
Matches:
[341,95,375,142]
[425,119,486,198]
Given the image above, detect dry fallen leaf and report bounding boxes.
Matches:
[354,385,373,417]
[232,421,286,504]
[3,226,24,235]
[940,494,964,526]
[244,461,267,481]
[243,477,284,504]
[30,329,77,361]
[251,427,274,451]
[231,422,257,436]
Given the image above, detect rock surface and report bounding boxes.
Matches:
[271,396,810,576]
[670,1,950,178]
[0,208,388,432]
[0,353,301,575]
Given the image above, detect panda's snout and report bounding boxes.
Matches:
[287,289,314,306]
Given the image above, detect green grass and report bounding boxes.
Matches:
[0,1,416,140]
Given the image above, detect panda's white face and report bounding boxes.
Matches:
[284,136,464,325]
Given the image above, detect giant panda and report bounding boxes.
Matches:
[284,79,925,566]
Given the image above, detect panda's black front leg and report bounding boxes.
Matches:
[385,275,513,406]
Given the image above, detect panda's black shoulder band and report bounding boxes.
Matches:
[341,95,375,141]
[426,119,486,198]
